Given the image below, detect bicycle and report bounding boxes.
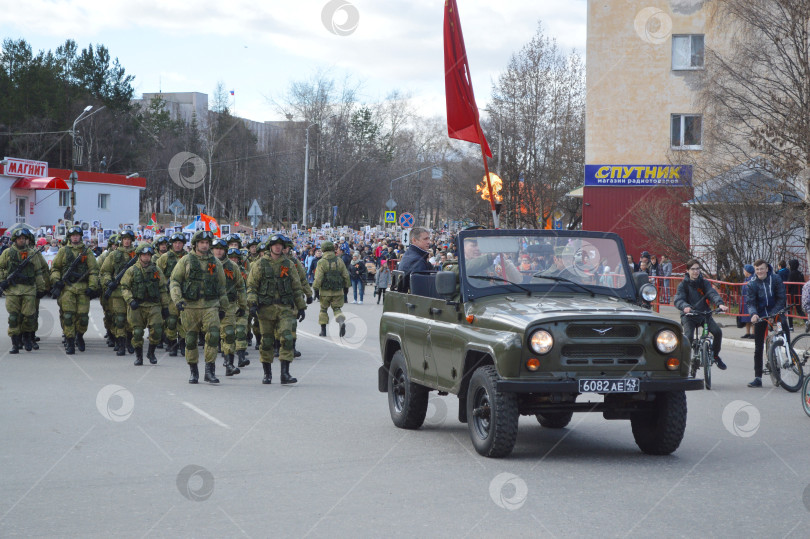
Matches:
[684,308,722,390]
[788,324,810,415]
[761,310,803,392]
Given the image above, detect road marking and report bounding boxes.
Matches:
[182,401,230,429]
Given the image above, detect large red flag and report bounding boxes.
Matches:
[444,0,492,157]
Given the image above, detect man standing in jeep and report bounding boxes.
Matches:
[312,240,350,338]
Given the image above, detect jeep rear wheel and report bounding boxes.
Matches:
[387,351,429,429]
[467,365,519,458]
[630,391,687,455]
[536,411,574,429]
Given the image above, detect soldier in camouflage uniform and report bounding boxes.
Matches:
[154,236,169,257]
[120,244,170,365]
[97,235,118,348]
[26,235,50,349]
[50,226,100,354]
[170,230,230,384]
[100,230,137,356]
[274,235,312,358]
[0,228,47,353]
[246,234,306,385]
[312,240,350,337]
[245,238,262,348]
[228,248,251,367]
[212,239,246,376]
[156,232,187,356]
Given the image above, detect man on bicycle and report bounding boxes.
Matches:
[674,260,729,370]
[746,259,788,387]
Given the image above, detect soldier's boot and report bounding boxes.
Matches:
[10,334,20,354]
[188,363,199,384]
[34,334,40,342]
[204,362,219,384]
[116,336,126,356]
[134,347,144,366]
[339,323,346,338]
[319,324,327,337]
[178,338,186,357]
[147,344,158,364]
[168,339,178,357]
[254,331,261,350]
[126,332,135,354]
[293,339,301,358]
[65,337,76,355]
[280,360,297,385]
[22,332,33,352]
[237,349,249,367]
[76,333,85,352]
[262,362,272,384]
[106,332,115,347]
[30,332,39,350]
[225,354,240,376]
[273,339,280,358]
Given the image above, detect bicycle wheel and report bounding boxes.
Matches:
[766,344,781,388]
[700,340,711,390]
[690,345,699,378]
[777,345,803,392]
[790,333,810,372]
[802,376,810,417]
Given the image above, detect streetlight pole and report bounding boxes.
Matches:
[69,105,95,221]
[302,122,315,229]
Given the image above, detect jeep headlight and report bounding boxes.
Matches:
[640,283,657,302]
[529,329,554,355]
[655,329,678,354]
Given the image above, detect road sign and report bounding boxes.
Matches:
[385,198,397,210]
[248,199,263,217]
[401,229,410,246]
[399,212,414,228]
[168,199,185,219]
[196,204,205,214]
[384,211,396,223]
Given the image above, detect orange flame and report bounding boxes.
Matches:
[476,173,503,203]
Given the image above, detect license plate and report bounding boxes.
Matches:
[578,378,639,393]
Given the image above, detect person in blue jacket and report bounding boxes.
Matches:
[745,259,788,387]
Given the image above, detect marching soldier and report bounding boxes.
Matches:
[169,230,229,384]
[154,236,169,257]
[0,228,47,353]
[228,248,251,367]
[27,236,50,349]
[98,235,117,348]
[100,230,137,356]
[120,244,170,365]
[277,235,312,358]
[246,234,306,385]
[212,238,246,376]
[156,233,187,357]
[312,240,350,338]
[50,226,100,354]
[246,238,261,265]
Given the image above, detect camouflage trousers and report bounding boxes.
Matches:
[58,288,91,338]
[127,304,164,348]
[318,293,346,326]
[25,296,42,334]
[108,295,131,338]
[219,303,240,355]
[164,298,186,341]
[257,304,296,363]
[180,307,220,364]
[5,294,36,337]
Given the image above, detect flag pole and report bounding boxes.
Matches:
[475,120,499,228]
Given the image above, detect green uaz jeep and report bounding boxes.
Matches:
[378,229,702,458]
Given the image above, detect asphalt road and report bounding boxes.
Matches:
[1,293,809,538]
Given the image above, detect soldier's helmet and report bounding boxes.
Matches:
[267,234,285,247]
[321,240,334,252]
[211,238,228,250]
[67,225,83,237]
[257,242,267,253]
[279,234,294,249]
[155,235,169,245]
[227,247,242,259]
[225,234,242,248]
[119,229,136,241]
[136,244,155,256]
[11,228,33,241]
[191,230,214,246]
[109,234,118,245]
[246,237,260,248]
[169,232,185,244]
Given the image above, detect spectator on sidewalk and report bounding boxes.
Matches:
[659,254,672,303]
[737,264,755,338]
[786,259,804,329]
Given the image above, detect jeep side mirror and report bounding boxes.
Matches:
[435,270,456,297]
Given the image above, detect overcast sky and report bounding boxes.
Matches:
[1,0,587,123]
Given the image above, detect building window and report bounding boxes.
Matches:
[672,35,704,70]
[98,193,110,210]
[58,191,70,207]
[671,114,702,149]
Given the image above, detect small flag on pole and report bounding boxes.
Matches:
[230,90,235,96]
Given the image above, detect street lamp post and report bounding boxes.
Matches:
[302,122,316,230]
[69,105,94,221]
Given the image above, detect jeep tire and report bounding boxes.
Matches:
[467,365,519,458]
[387,351,429,429]
[536,411,574,429]
[630,391,687,455]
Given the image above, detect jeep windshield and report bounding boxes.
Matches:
[458,230,634,301]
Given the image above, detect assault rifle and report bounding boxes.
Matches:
[50,245,89,299]
[0,245,46,292]
[103,254,139,300]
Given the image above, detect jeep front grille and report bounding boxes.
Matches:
[565,324,640,338]
[561,344,643,360]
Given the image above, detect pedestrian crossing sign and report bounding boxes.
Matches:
[384,211,396,223]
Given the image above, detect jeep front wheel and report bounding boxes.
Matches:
[536,411,574,429]
[466,365,519,458]
[630,391,687,455]
[387,351,429,429]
